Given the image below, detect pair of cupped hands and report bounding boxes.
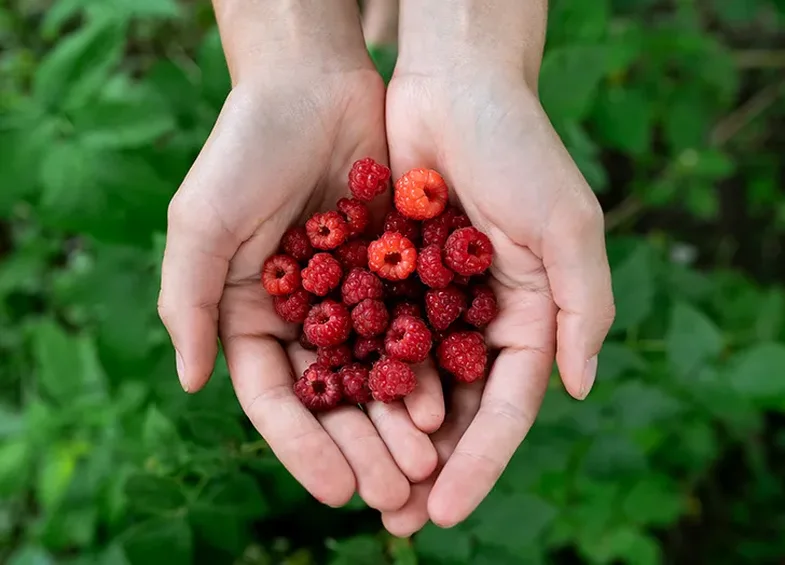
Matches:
[157,45,616,536]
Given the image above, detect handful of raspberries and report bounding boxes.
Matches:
[261,158,498,411]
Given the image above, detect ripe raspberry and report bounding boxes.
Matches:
[384,277,425,299]
[385,315,432,363]
[351,298,389,337]
[464,285,499,328]
[353,336,384,362]
[305,211,349,250]
[417,244,454,289]
[443,227,494,276]
[316,344,353,369]
[280,227,314,262]
[340,363,372,404]
[425,285,467,330]
[422,206,471,247]
[336,197,370,237]
[334,239,369,271]
[394,168,449,220]
[299,332,317,351]
[294,363,343,411]
[341,268,384,306]
[303,299,352,347]
[368,232,417,281]
[348,157,391,202]
[391,301,422,319]
[437,331,488,383]
[383,209,421,243]
[301,253,343,297]
[262,254,301,296]
[273,289,313,323]
[369,357,417,403]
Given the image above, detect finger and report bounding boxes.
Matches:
[288,344,410,512]
[365,399,438,483]
[543,196,615,400]
[427,348,551,527]
[158,192,238,392]
[382,381,483,537]
[224,332,355,508]
[402,359,445,434]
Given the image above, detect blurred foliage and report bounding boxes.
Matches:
[1,0,785,563]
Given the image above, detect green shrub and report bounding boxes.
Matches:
[1,0,784,563]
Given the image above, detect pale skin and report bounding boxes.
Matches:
[157,0,615,535]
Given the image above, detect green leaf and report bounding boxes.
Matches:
[581,434,647,478]
[0,439,30,496]
[662,88,712,152]
[124,474,187,514]
[0,119,57,216]
[119,516,193,565]
[598,342,647,380]
[610,243,655,332]
[755,289,785,341]
[580,527,661,565]
[415,522,472,563]
[592,85,653,155]
[193,473,268,518]
[71,95,175,149]
[7,545,56,565]
[0,403,25,438]
[726,343,785,403]
[467,491,557,552]
[142,405,179,450]
[548,0,610,44]
[666,302,724,376]
[608,382,683,429]
[33,20,125,110]
[621,476,684,527]
[198,27,231,108]
[31,320,106,402]
[540,45,609,125]
[328,535,386,565]
[36,443,83,511]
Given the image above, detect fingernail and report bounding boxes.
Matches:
[175,350,188,392]
[579,355,598,399]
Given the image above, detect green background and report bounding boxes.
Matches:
[2,0,785,563]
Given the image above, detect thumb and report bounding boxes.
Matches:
[542,196,615,400]
[158,192,238,392]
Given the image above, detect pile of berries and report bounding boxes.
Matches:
[261,158,498,411]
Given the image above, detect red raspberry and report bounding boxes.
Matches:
[301,253,343,296]
[305,211,349,250]
[417,244,454,289]
[336,197,370,237]
[424,285,467,330]
[261,254,301,296]
[368,232,417,281]
[394,168,449,220]
[280,227,314,262]
[348,157,391,202]
[383,209,421,243]
[293,363,343,411]
[341,268,384,306]
[464,285,498,328]
[334,239,369,271]
[391,301,422,319]
[422,206,470,247]
[303,299,352,347]
[299,332,317,351]
[437,331,488,383]
[340,363,372,404]
[353,336,384,362]
[384,278,425,299]
[453,274,472,286]
[369,357,417,403]
[316,344,353,369]
[384,315,432,363]
[273,289,313,323]
[351,298,389,337]
[443,227,494,276]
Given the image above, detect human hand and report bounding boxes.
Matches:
[380,0,616,534]
[157,0,440,513]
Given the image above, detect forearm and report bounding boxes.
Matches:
[396,0,547,83]
[213,0,371,81]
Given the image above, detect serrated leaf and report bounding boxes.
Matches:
[72,96,175,149]
[33,20,125,110]
[540,45,609,125]
[468,491,557,552]
[598,342,647,380]
[124,474,187,514]
[609,382,683,428]
[119,516,192,565]
[582,434,647,477]
[415,522,472,564]
[610,244,655,332]
[193,472,268,518]
[666,302,724,376]
[621,477,684,526]
[726,343,785,403]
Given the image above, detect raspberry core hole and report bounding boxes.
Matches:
[318,225,330,236]
[385,252,402,265]
[467,241,481,256]
[312,381,326,394]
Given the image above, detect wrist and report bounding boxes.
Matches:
[213,0,373,83]
[395,0,546,87]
